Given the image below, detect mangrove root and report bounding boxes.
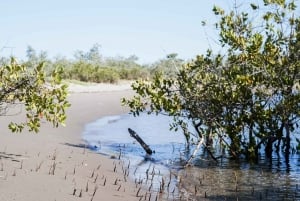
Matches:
[185,137,204,167]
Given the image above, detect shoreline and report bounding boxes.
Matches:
[0,83,149,201]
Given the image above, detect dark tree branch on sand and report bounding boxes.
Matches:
[128,128,153,155]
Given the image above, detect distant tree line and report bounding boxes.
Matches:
[0,44,185,84]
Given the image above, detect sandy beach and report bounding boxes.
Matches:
[0,83,149,201]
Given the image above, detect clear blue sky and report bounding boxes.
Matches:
[0,0,231,64]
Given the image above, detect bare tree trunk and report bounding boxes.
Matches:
[128,128,153,155]
[284,121,290,158]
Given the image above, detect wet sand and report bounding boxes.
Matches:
[0,84,149,201]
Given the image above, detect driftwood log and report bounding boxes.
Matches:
[128,128,153,155]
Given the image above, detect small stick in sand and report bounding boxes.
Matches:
[167,180,171,190]
[134,167,138,175]
[20,160,23,169]
[118,149,122,160]
[121,164,124,174]
[146,169,149,182]
[103,177,106,186]
[12,169,16,176]
[90,169,95,178]
[85,181,89,192]
[161,177,165,190]
[91,185,98,201]
[127,160,130,169]
[114,178,118,185]
[93,174,98,183]
[136,187,141,197]
[51,149,57,160]
[35,161,44,172]
[49,161,57,175]
[148,183,152,192]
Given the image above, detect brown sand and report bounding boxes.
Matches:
[0,90,148,201]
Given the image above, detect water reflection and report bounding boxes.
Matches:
[180,164,300,200]
[178,150,300,200]
[83,113,300,201]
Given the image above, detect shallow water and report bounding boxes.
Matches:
[83,113,300,201]
[82,113,186,199]
[82,113,187,166]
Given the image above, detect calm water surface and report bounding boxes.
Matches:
[83,113,300,201]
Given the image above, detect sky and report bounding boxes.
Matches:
[0,0,232,64]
